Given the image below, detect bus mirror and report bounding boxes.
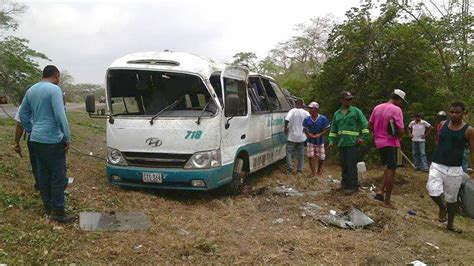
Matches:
[225,94,239,117]
[85,95,96,113]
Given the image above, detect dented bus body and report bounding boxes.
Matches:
[88,52,290,193]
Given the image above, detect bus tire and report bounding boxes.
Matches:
[225,158,246,195]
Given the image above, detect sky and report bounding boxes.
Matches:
[13,0,369,84]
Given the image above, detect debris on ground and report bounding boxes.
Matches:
[408,210,417,216]
[409,260,427,266]
[325,175,340,184]
[67,177,74,184]
[177,228,191,236]
[272,218,285,224]
[425,242,440,250]
[316,208,374,229]
[133,244,143,251]
[272,185,326,197]
[79,211,150,231]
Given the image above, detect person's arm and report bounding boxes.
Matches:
[14,122,24,156]
[328,114,338,147]
[358,109,369,143]
[19,97,33,133]
[51,88,71,145]
[423,121,433,139]
[408,122,414,139]
[394,109,405,138]
[466,126,474,177]
[284,109,293,135]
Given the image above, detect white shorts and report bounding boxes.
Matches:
[426,162,464,203]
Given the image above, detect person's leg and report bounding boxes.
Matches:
[316,144,326,175]
[346,145,359,192]
[48,143,73,223]
[443,173,464,232]
[286,141,294,173]
[32,142,52,214]
[340,147,348,189]
[412,141,421,170]
[27,137,39,190]
[296,142,305,173]
[419,141,429,171]
[426,166,447,222]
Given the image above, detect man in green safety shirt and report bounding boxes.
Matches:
[328,91,369,194]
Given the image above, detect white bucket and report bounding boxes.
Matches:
[357,162,367,173]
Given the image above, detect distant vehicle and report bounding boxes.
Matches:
[99,96,106,103]
[0,96,7,104]
[86,52,291,194]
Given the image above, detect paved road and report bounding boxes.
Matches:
[0,103,86,119]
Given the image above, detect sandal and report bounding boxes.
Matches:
[446,227,463,234]
[374,193,384,202]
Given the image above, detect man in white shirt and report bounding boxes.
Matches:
[284,99,310,174]
[408,113,433,171]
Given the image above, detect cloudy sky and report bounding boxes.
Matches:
[14,0,366,84]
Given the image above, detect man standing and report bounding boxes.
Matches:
[284,99,309,174]
[369,89,406,208]
[303,102,330,177]
[19,65,73,223]
[408,113,433,171]
[426,102,474,233]
[328,92,369,194]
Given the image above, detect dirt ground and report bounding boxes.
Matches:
[1,111,473,264]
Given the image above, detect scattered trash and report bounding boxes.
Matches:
[8,204,13,208]
[177,228,191,236]
[272,186,304,197]
[357,162,367,173]
[89,152,93,156]
[317,208,374,229]
[301,202,323,217]
[79,211,150,231]
[133,244,143,250]
[425,242,440,250]
[272,186,326,197]
[408,210,417,216]
[273,218,284,224]
[53,226,63,231]
[329,210,337,216]
[409,260,427,266]
[91,186,98,190]
[369,184,376,192]
[68,177,74,184]
[325,175,340,184]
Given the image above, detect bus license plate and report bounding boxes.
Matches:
[142,173,162,183]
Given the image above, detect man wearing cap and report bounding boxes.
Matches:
[328,92,369,194]
[369,89,407,208]
[284,99,310,174]
[303,102,330,177]
[408,113,433,171]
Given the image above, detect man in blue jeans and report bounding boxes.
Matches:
[19,65,73,223]
[408,113,433,171]
[284,99,309,174]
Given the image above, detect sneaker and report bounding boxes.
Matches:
[48,209,75,223]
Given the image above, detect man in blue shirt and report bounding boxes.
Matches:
[303,102,331,177]
[19,65,73,223]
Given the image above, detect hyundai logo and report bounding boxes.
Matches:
[146,137,162,147]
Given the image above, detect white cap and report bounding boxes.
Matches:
[393,89,408,103]
[308,102,319,108]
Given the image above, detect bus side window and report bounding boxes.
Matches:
[269,81,290,111]
[261,78,281,111]
[248,77,269,112]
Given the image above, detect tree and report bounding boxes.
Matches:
[0,1,48,105]
[231,52,259,72]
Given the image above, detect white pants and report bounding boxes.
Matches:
[426,162,464,203]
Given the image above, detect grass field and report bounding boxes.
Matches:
[0,110,473,264]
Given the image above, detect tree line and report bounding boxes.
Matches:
[232,1,473,123]
[0,2,104,104]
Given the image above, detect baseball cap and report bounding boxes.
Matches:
[341,91,354,99]
[308,102,319,109]
[393,89,408,104]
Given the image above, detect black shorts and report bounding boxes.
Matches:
[378,147,398,170]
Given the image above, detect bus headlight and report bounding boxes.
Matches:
[185,150,221,169]
[107,148,127,166]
